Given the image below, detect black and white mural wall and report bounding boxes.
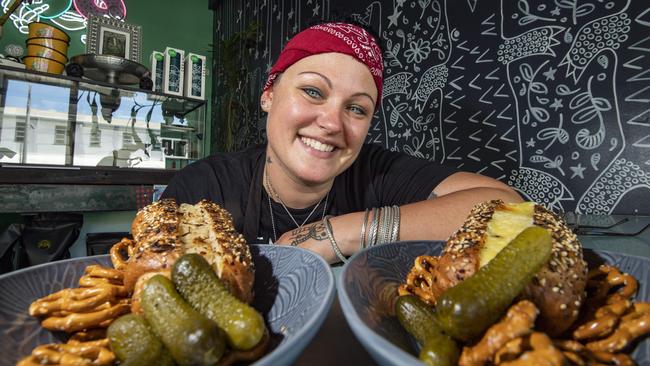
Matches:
[212,0,650,215]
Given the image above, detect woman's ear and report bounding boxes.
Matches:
[260,89,273,112]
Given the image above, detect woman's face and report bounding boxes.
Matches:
[262,52,377,187]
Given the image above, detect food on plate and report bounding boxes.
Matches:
[107,313,174,366]
[110,198,254,313]
[395,295,460,366]
[433,226,552,342]
[399,200,587,336]
[21,199,270,366]
[172,253,267,350]
[140,274,226,366]
[17,329,115,366]
[28,264,130,333]
[396,200,650,365]
[458,300,541,366]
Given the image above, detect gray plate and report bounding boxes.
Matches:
[0,244,335,366]
[338,240,650,366]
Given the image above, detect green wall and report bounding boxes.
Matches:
[0,0,214,154]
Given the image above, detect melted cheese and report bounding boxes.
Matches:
[479,201,535,267]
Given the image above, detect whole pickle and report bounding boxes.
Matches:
[140,274,226,366]
[395,295,459,366]
[172,253,266,350]
[107,313,174,366]
[434,226,552,342]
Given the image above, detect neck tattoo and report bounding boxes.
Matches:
[264,169,329,242]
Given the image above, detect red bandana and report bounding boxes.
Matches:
[263,22,384,105]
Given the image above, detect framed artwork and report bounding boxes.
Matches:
[86,14,142,62]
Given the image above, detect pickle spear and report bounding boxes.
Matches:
[434,225,552,342]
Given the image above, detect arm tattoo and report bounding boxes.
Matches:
[290,221,328,246]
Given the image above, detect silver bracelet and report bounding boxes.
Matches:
[379,206,393,244]
[367,207,379,247]
[359,209,369,250]
[322,215,348,263]
[391,205,401,242]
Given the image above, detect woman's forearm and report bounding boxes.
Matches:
[331,186,522,257]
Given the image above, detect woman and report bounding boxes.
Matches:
[162,22,522,263]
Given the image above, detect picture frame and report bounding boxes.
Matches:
[86,14,142,63]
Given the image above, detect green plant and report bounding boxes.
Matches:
[215,22,261,152]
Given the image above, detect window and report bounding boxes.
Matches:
[122,131,133,145]
[54,125,68,145]
[90,127,101,147]
[14,116,26,142]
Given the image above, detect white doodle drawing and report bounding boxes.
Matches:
[212,0,650,214]
[509,167,574,211]
[578,158,649,214]
[497,26,564,65]
[559,0,631,82]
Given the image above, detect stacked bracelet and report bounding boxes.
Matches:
[359,209,370,250]
[359,206,401,248]
[322,215,348,264]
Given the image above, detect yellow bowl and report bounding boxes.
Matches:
[23,56,65,75]
[26,37,69,54]
[27,21,70,42]
[26,43,68,64]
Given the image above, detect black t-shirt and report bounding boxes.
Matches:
[162,144,458,243]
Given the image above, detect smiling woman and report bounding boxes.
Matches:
[162,21,523,264]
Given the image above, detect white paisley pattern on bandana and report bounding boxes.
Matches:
[310,22,384,78]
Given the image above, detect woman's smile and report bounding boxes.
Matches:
[300,136,335,153]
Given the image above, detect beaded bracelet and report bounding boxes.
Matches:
[322,215,348,263]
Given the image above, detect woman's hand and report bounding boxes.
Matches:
[274,221,338,263]
[274,214,365,264]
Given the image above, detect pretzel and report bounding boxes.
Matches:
[588,350,635,366]
[29,286,119,317]
[585,302,650,353]
[397,255,440,304]
[41,298,130,333]
[496,332,565,366]
[17,338,114,366]
[494,337,525,364]
[555,332,637,365]
[586,265,638,307]
[68,329,107,342]
[459,300,538,366]
[109,237,136,270]
[78,265,129,298]
[573,300,632,340]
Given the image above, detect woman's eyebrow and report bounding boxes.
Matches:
[297,71,332,88]
[351,92,376,105]
[298,71,375,104]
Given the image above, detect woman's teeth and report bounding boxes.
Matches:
[301,137,334,152]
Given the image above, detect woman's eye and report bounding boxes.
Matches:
[348,105,368,116]
[302,87,322,98]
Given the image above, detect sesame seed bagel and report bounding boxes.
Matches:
[117,199,254,311]
[405,200,587,336]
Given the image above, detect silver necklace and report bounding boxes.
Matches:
[265,170,329,241]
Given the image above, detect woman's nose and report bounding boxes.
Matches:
[316,106,344,133]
